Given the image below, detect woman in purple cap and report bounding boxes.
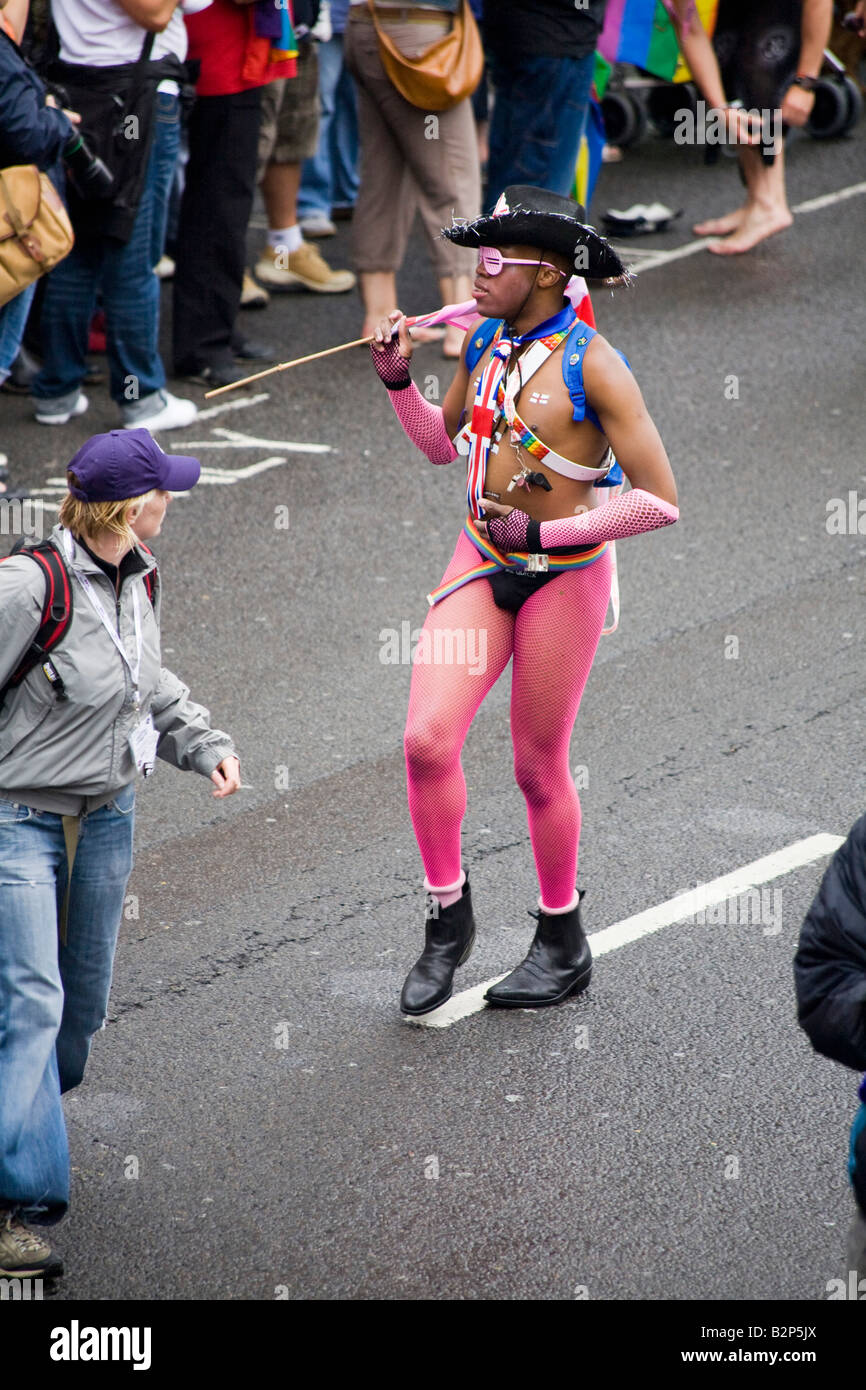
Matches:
[0,428,240,1283]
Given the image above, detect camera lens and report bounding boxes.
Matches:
[64,135,115,201]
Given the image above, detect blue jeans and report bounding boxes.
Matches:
[33,90,180,409]
[485,51,595,210]
[0,785,135,1224]
[0,283,36,385]
[298,34,359,219]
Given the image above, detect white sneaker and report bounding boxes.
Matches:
[154,254,176,280]
[299,213,337,238]
[123,390,197,432]
[34,392,89,426]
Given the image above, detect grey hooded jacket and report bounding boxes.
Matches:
[0,524,236,814]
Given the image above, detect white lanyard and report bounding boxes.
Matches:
[62,527,143,702]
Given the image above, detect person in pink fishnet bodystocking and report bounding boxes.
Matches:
[370,186,679,1018]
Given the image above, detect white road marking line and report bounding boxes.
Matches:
[198,456,288,483]
[621,179,866,276]
[626,240,709,275]
[609,245,661,262]
[791,179,866,214]
[410,833,844,1029]
[588,833,842,956]
[31,399,327,504]
[194,392,270,421]
[46,456,293,489]
[177,426,330,452]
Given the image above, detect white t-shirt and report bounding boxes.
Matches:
[51,0,212,67]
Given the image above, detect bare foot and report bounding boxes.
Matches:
[707,206,793,255]
[693,207,746,237]
[407,324,445,344]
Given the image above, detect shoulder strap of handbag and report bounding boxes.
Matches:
[112,29,157,131]
[136,30,156,69]
[125,29,156,108]
[365,0,388,43]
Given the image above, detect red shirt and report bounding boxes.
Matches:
[185,0,297,96]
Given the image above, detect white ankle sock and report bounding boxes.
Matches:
[425,870,466,911]
[539,890,580,915]
[268,225,303,254]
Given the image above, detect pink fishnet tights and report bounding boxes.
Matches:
[405,534,613,909]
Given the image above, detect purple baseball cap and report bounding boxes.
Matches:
[66,429,201,502]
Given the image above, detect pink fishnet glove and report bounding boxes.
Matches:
[371,336,457,466]
[486,489,679,552]
[370,333,412,387]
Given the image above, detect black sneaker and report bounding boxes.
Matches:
[232,338,276,362]
[175,361,251,388]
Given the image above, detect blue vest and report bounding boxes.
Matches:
[463,315,629,488]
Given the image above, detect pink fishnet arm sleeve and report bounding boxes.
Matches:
[538,489,679,548]
[371,337,458,466]
[485,489,679,553]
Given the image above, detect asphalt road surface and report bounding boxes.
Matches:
[1,117,865,1309]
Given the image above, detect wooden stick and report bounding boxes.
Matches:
[203,334,375,398]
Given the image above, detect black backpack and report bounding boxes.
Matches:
[0,536,156,710]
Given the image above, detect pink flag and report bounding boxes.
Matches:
[403,299,480,332]
[405,287,596,333]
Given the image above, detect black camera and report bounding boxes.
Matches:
[63,133,115,201]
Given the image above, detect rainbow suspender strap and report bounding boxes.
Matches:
[427,516,608,607]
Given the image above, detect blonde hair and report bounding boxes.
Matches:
[59,474,156,551]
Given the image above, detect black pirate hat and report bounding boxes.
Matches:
[442,185,627,284]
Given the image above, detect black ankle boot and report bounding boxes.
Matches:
[400,877,476,1016]
[484,892,591,1008]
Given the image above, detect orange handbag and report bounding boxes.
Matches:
[366,0,484,112]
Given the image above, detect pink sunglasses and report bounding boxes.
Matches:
[478,246,566,278]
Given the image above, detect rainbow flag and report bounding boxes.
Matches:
[593,50,613,100]
[575,96,607,213]
[254,0,298,61]
[598,0,718,84]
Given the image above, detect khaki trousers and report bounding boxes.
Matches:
[343,11,481,277]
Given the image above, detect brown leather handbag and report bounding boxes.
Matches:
[0,165,74,308]
[366,0,484,111]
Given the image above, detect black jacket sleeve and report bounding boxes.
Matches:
[794,814,866,1071]
[0,31,74,169]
